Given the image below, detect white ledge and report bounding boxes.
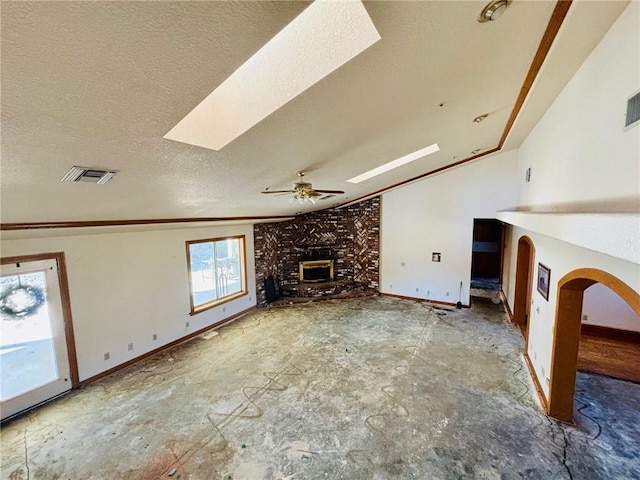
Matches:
[496,211,640,265]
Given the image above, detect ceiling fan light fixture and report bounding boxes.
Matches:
[478,0,511,23]
[290,192,315,205]
[270,171,341,204]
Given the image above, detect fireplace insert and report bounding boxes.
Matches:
[299,260,334,283]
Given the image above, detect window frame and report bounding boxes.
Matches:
[185,235,247,315]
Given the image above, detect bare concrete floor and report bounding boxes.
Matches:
[1,296,639,479]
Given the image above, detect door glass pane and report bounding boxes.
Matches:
[0,270,58,401]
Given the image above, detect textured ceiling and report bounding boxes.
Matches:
[0,1,629,225]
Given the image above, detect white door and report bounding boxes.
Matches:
[0,259,73,420]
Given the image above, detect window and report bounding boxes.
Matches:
[186,235,247,314]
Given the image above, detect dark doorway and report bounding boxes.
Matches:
[470,219,504,290]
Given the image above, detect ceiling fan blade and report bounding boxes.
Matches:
[312,189,345,194]
[261,190,295,194]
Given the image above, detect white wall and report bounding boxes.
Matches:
[381,149,518,305]
[517,1,640,211]
[1,224,256,381]
[502,2,640,399]
[504,227,640,397]
[582,283,640,332]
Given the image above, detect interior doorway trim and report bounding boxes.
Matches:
[513,236,535,331]
[548,267,640,421]
[1,252,79,389]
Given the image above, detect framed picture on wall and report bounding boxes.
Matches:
[537,263,550,301]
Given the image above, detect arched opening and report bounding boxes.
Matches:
[578,283,640,381]
[548,268,640,421]
[513,236,535,338]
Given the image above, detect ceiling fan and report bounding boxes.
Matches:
[262,171,345,204]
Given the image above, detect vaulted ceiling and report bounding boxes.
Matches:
[0,1,628,226]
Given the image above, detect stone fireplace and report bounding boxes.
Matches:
[253,196,380,305]
[299,259,334,283]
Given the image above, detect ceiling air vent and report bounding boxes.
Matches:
[61,166,118,184]
[625,90,640,129]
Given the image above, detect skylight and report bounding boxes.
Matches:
[347,143,440,184]
[164,0,381,151]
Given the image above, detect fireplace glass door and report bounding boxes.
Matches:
[299,260,334,283]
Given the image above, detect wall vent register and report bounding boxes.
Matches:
[625,90,640,129]
[60,166,118,184]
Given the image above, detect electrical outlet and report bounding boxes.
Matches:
[249,296,252,302]
[389,284,393,289]
[185,321,190,328]
[446,292,450,297]
[104,352,110,361]
[152,333,157,341]
[223,307,226,313]
[582,314,588,321]
[128,343,134,351]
